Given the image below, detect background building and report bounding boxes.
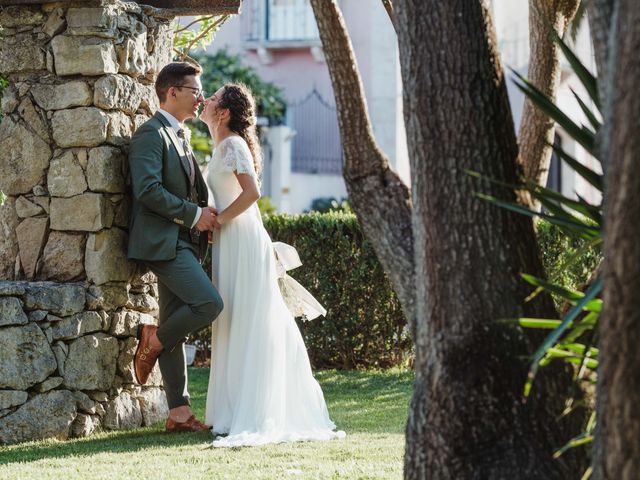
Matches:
[200,0,598,212]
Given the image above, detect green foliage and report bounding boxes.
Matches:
[536,220,602,305]
[192,212,411,369]
[0,190,5,206]
[172,15,230,61]
[257,196,277,216]
[193,50,286,125]
[308,196,352,214]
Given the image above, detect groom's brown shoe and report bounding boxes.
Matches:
[165,415,213,433]
[134,324,161,385]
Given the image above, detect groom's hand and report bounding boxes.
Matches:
[195,207,217,232]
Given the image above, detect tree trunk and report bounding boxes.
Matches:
[395,1,584,477]
[517,0,579,208]
[593,1,640,478]
[587,0,615,87]
[309,0,415,326]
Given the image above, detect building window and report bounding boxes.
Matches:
[246,0,319,43]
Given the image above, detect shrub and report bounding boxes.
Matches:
[536,219,602,300]
[191,211,411,369]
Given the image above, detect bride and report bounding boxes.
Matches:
[199,83,345,447]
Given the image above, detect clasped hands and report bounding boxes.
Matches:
[195,207,223,239]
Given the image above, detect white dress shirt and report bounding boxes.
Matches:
[157,109,202,228]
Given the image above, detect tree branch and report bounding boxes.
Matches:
[516,0,580,209]
[309,0,415,326]
[381,0,398,34]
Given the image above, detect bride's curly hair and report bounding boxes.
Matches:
[218,83,262,178]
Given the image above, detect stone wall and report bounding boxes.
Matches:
[0,279,167,443]
[0,0,174,444]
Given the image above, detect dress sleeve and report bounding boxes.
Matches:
[219,137,257,177]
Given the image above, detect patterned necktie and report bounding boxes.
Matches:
[177,128,195,186]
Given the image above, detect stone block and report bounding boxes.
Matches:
[47,150,87,198]
[66,7,118,38]
[23,282,86,316]
[103,391,142,430]
[69,413,100,438]
[0,323,57,390]
[16,217,49,280]
[0,200,19,280]
[0,6,44,27]
[52,107,108,148]
[0,390,28,410]
[15,196,44,218]
[51,311,103,340]
[18,97,49,142]
[63,333,119,390]
[0,117,51,195]
[39,231,86,282]
[42,8,66,37]
[51,35,118,76]
[50,193,108,232]
[117,336,137,383]
[31,81,93,111]
[87,146,126,193]
[85,228,132,285]
[0,390,77,444]
[28,310,48,322]
[86,283,129,311]
[109,310,155,337]
[94,74,142,114]
[52,341,68,376]
[106,111,132,146]
[127,293,159,314]
[137,387,168,427]
[33,376,64,393]
[0,33,46,73]
[0,297,28,326]
[116,31,147,76]
[0,281,27,296]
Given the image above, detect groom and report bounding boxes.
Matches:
[128,62,223,432]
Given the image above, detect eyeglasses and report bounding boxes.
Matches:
[174,85,205,99]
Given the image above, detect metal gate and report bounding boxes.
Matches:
[287,88,343,175]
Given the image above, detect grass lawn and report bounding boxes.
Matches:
[0,368,413,479]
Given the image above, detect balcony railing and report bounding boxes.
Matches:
[245,0,319,44]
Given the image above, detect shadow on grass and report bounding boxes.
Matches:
[0,426,213,466]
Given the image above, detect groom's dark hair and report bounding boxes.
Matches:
[155,61,203,103]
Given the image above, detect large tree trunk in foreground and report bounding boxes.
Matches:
[309,0,415,325]
[594,1,640,478]
[395,1,584,477]
[517,0,579,207]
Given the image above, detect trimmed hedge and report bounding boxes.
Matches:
[193,211,411,370]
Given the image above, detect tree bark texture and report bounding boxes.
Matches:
[587,0,615,90]
[594,1,640,478]
[309,0,415,325]
[517,0,580,206]
[395,1,584,478]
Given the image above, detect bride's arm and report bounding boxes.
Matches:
[215,172,261,226]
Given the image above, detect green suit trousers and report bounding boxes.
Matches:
[145,238,223,408]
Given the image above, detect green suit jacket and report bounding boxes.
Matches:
[127,112,209,261]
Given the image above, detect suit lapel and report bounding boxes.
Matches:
[154,112,192,183]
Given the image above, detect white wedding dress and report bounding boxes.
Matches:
[204,136,345,447]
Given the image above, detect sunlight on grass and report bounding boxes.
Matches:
[0,369,413,479]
